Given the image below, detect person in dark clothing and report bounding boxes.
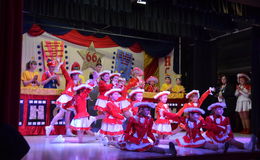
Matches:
[0,123,30,160]
[216,75,237,131]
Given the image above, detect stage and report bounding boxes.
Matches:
[21,132,259,160]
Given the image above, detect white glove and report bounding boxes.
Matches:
[209,87,215,92]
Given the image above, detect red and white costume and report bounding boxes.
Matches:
[117,78,131,112]
[165,108,222,148]
[99,89,125,136]
[56,63,82,110]
[94,70,112,112]
[152,91,172,135]
[128,89,145,116]
[70,84,96,131]
[118,102,156,151]
[176,88,214,116]
[203,102,233,144]
[145,76,159,92]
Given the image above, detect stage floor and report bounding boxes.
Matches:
[22,132,255,160]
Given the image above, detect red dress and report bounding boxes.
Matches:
[118,115,156,151]
[99,101,125,136]
[118,85,131,112]
[94,80,112,112]
[145,85,159,92]
[129,100,141,116]
[70,87,96,131]
[204,115,233,144]
[177,90,211,116]
[127,77,144,89]
[152,102,172,135]
[56,64,80,110]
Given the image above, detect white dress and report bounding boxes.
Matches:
[235,85,251,112]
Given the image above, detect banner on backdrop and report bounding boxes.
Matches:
[114,49,133,80]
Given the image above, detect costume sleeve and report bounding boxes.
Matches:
[41,72,48,81]
[176,103,188,116]
[147,118,156,142]
[203,118,225,133]
[106,102,124,120]
[99,80,113,93]
[198,90,211,107]
[60,63,71,83]
[163,112,179,122]
[124,117,134,141]
[126,78,138,90]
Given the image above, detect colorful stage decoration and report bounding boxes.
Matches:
[114,49,133,80]
[77,42,103,71]
[18,88,185,135]
[41,40,65,71]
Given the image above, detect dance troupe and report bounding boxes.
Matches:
[44,59,257,156]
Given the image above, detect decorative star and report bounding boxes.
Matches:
[77,42,103,71]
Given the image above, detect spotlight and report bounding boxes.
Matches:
[137,0,146,5]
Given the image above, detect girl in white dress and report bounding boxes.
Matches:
[235,73,251,134]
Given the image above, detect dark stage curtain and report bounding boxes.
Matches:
[251,26,260,134]
[0,0,23,128]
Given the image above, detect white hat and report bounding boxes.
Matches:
[129,89,145,97]
[237,73,250,82]
[207,102,226,111]
[104,88,121,97]
[110,73,121,78]
[69,70,83,75]
[184,107,205,114]
[99,70,111,77]
[134,102,155,109]
[186,90,200,99]
[146,76,159,84]
[73,84,93,91]
[118,77,126,82]
[154,91,171,99]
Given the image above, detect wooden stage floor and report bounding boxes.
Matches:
[22,132,259,160]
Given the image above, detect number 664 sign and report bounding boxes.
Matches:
[78,50,103,70]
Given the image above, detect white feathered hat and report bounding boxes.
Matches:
[146,76,158,84]
[69,70,83,75]
[129,89,145,97]
[110,73,121,78]
[73,83,93,91]
[186,90,200,99]
[134,101,155,109]
[154,91,170,99]
[99,70,111,77]
[184,107,205,114]
[207,102,226,111]
[237,73,250,82]
[104,88,122,97]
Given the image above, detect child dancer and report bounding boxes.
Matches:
[112,102,176,156]
[162,108,224,151]
[116,77,131,117]
[145,76,159,92]
[177,87,215,116]
[128,89,145,116]
[99,88,125,145]
[110,73,121,88]
[152,91,173,140]
[94,70,112,113]
[70,83,104,142]
[45,61,83,136]
[127,67,145,90]
[204,102,256,151]
[41,59,60,88]
[235,73,252,134]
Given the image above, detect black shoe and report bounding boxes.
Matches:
[169,142,177,157]
[223,141,230,154]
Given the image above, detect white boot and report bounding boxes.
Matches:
[66,128,75,137]
[101,137,109,146]
[45,125,54,136]
[52,135,65,143]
